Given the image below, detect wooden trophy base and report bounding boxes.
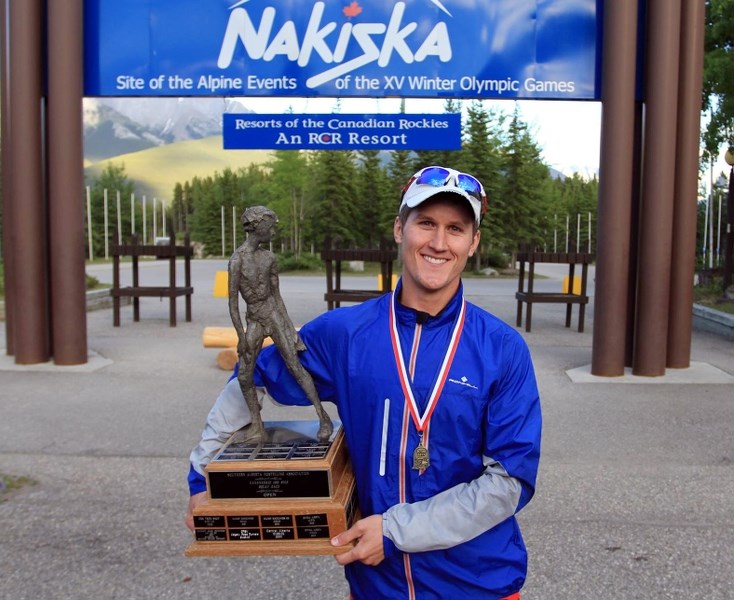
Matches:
[186,421,359,557]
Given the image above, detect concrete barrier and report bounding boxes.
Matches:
[692,303,734,340]
[86,288,130,312]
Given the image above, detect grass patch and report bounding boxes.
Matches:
[694,279,734,315]
[86,273,107,291]
[0,473,37,502]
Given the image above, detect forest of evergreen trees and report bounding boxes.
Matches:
[86,101,599,268]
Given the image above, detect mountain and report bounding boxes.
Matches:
[84,100,168,162]
[85,136,272,201]
[83,98,253,162]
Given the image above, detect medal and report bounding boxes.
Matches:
[389,292,466,475]
[412,434,430,470]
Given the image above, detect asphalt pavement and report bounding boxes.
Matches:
[0,259,732,599]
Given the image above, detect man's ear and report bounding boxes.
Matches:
[468,229,481,257]
[393,216,403,244]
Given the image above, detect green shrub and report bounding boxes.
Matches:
[485,249,511,269]
[276,253,323,272]
[694,277,734,314]
[86,273,100,290]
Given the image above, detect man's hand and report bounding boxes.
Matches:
[331,514,385,566]
[185,491,208,532]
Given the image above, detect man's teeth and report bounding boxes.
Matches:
[423,255,447,264]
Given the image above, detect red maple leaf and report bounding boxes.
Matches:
[343,1,362,18]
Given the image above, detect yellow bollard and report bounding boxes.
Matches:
[377,274,398,291]
[213,271,228,298]
[562,275,582,295]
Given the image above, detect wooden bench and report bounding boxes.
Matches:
[515,250,593,332]
[111,233,194,327]
[320,248,398,310]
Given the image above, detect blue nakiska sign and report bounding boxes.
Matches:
[84,0,601,100]
[223,113,462,150]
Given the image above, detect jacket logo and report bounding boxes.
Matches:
[448,375,478,390]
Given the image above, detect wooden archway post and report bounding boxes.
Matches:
[593,0,704,376]
[2,0,88,365]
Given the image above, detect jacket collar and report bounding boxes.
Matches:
[392,278,464,328]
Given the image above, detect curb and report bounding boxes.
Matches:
[85,288,113,311]
[692,303,734,340]
[0,290,129,321]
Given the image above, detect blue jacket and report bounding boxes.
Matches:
[249,282,542,599]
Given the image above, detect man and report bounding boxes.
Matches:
[187,166,542,599]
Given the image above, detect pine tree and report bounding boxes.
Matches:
[188,175,226,257]
[265,151,309,256]
[309,150,358,248]
[460,101,506,266]
[496,105,552,255]
[356,150,390,247]
[171,182,187,234]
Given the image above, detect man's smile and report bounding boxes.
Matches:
[422,254,449,265]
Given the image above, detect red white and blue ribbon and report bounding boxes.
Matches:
[389,292,466,434]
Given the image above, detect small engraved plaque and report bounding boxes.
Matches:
[194,515,225,528]
[229,529,262,541]
[298,526,329,539]
[195,529,227,542]
[264,528,295,541]
[227,515,259,528]
[296,514,327,527]
[262,515,293,527]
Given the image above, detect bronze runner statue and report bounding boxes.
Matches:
[228,206,333,442]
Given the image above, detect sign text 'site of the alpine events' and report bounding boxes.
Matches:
[84,0,601,100]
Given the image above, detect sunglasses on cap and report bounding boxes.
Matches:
[401,166,488,222]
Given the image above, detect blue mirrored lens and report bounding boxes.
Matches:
[416,167,451,187]
[456,174,482,195]
[411,168,485,216]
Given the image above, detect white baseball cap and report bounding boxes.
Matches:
[400,166,487,227]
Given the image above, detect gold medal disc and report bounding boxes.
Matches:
[412,442,430,470]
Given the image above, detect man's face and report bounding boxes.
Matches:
[394,196,480,305]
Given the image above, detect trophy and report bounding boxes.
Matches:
[186,207,357,557]
[185,420,357,556]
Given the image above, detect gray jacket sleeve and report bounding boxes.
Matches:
[382,456,522,552]
[189,378,254,477]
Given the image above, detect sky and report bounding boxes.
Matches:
[241,97,604,177]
